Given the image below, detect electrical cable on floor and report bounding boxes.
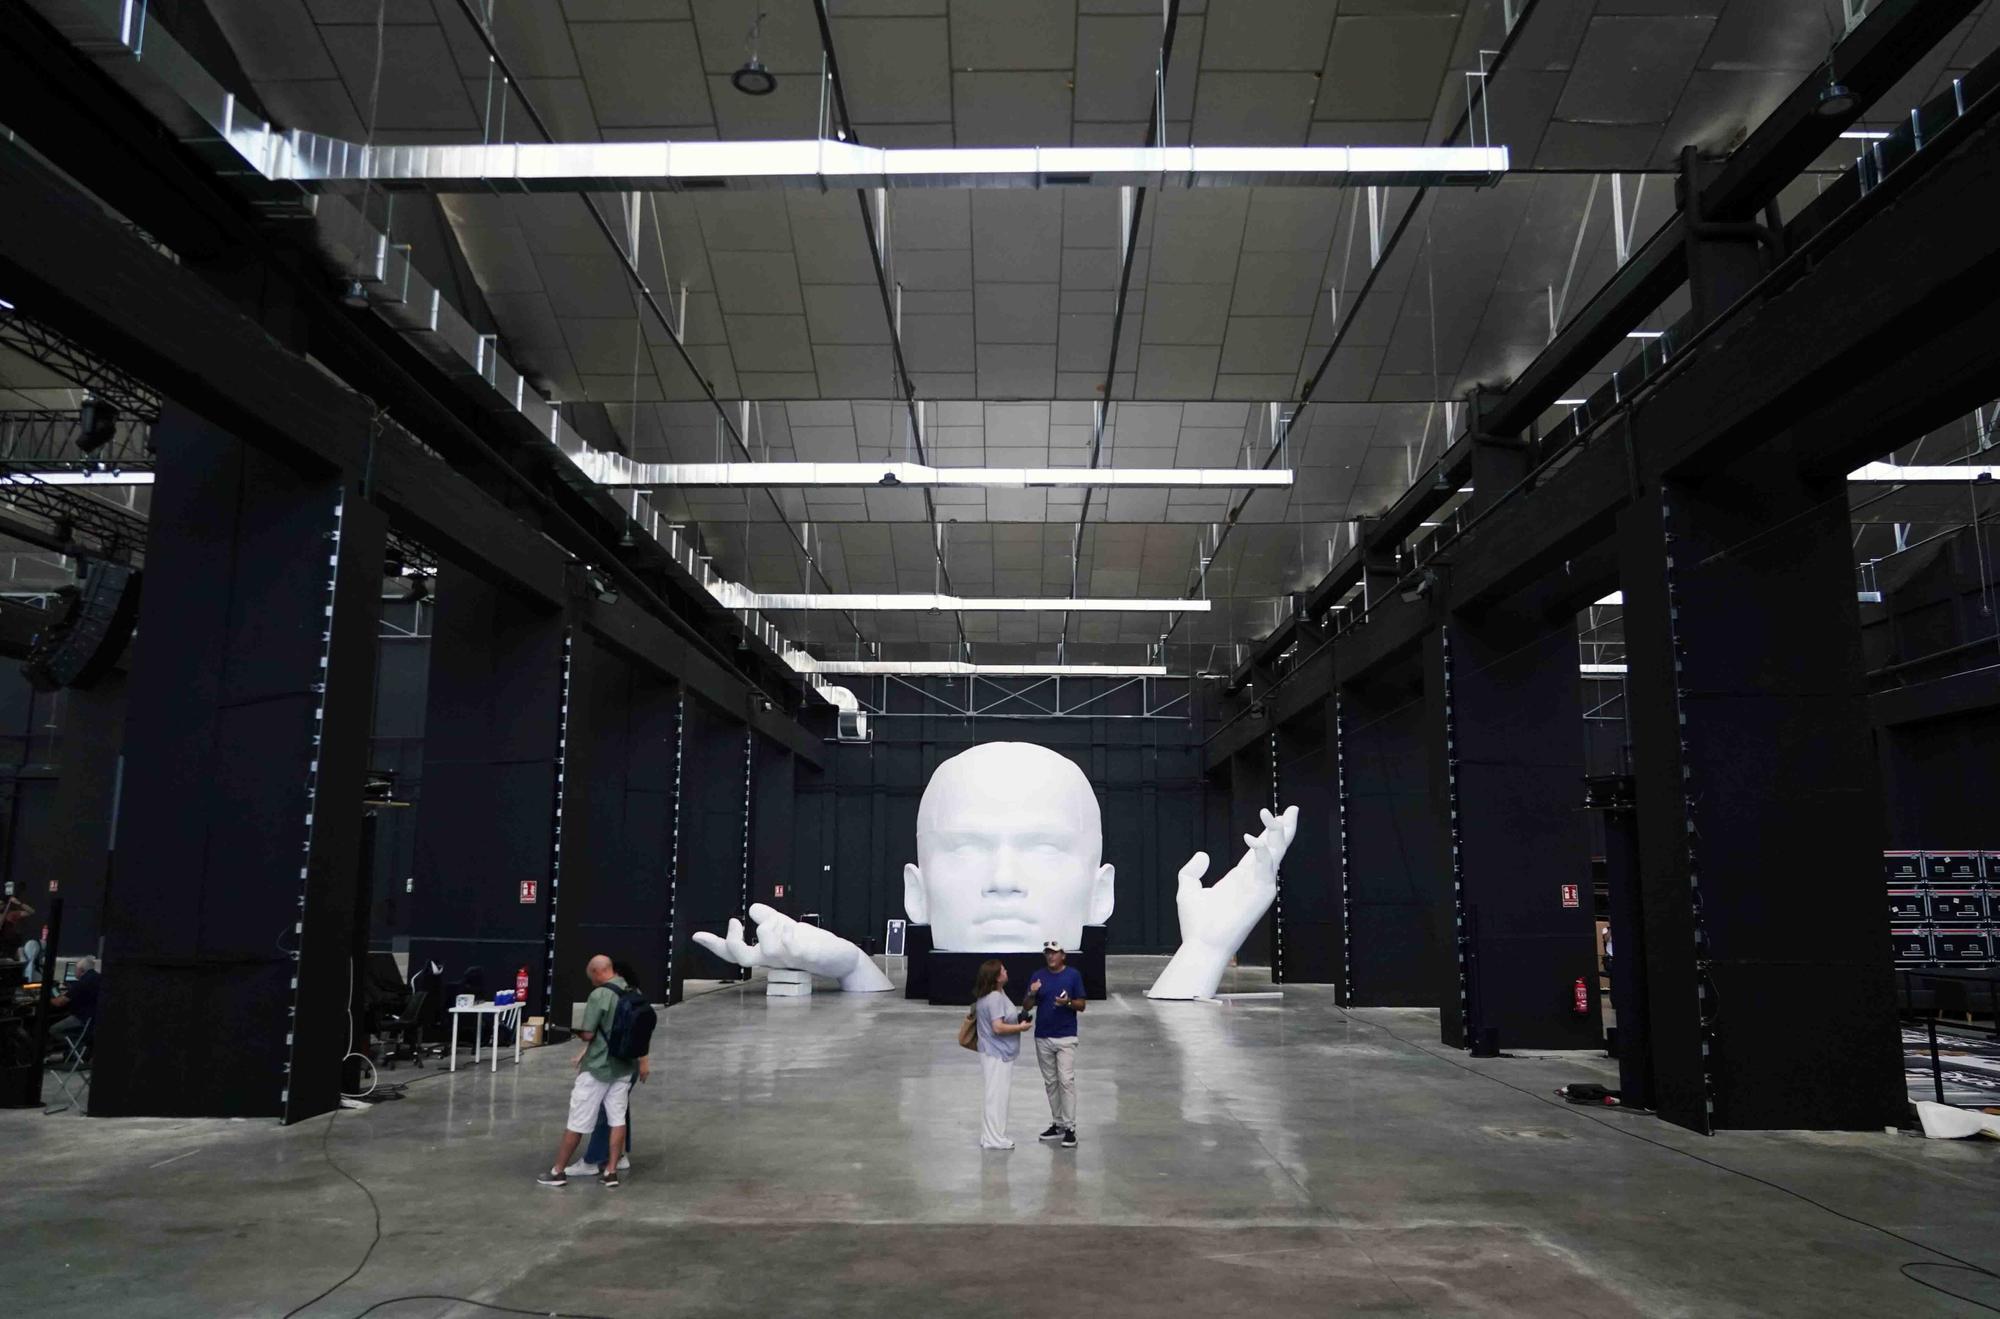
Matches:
[1340,1010,2000,1314]
[350,1297,618,1318]
[278,1110,382,1319]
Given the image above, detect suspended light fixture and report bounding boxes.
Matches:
[1815,58,1857,118]
[732,12,777,96]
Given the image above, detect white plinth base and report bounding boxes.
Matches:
[767,968,814,997]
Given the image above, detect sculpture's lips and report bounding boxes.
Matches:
[970,912,1038,932]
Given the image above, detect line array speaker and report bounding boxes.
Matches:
[24,559,141,690]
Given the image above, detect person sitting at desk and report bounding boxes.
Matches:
[48,956,99,1056]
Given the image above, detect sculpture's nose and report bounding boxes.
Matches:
[985,846,1028,898]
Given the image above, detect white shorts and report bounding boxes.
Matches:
[565,1070,635,1135]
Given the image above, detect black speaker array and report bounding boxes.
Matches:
[24,559,142,690]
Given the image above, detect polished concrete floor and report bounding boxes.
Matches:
[3,957,1998,1317]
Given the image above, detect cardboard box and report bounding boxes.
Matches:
[520,1016,546,1048]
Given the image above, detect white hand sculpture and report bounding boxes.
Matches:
[693,903,894,993]
[1145,805,1301,1000]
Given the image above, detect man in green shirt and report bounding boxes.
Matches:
[538,955,648,1188]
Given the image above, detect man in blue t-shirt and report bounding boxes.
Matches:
[1024,939,1086,1149]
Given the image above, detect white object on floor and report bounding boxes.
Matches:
[1914,1101,2000,1139]
[767,967,813,997]
[561,1154,632,1176]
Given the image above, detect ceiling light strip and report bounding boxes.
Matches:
[255,138,1510,192]
[585,460,1293,489]
[736,590,1211,613]
[800,660,1169,677]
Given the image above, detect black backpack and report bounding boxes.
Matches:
[605,986,657,1061]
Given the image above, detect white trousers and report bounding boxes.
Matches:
[1035,1035,1077,1128]
[979,1052,1015,1148]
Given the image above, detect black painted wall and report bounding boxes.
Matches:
[1275,703,1340,984]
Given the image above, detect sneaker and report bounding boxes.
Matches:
[1060,1129,1077,1149]
[617,1154,631,1171]
[980,1140,1017,1151]
[599,1170,621,1189]
[563,1160,599,1176]
[536,1171,567,1188]
[1038,1124,1065,1141]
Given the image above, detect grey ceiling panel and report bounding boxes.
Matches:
[815,345,899,397]
[955,73,1076,146]
[536,252,645,317]
[902,315,977,372]
[709,251,805,314]
[200,1,333,78]
[724,315,815,372]
[977,344,1058,398]
[803,285,893,345]
[1139,284,1231,345]
[1316,15,1460,122]
[896,250,976,291]
[321,22,477,131]
[1193,72,1320,144]
[1555,15,1716,125]
[972,192,1065,282]
[1075,15,1159,122]
[1135,345,1220,398]
[696,195,796,253]
[976,284,1062,344]
[570,21,714,127]
[1200,0,1337,72]
[830,16,952,122]
[1219,316,1311,375]
[950,0,1077,67]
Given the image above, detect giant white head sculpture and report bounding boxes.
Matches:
[902,742,1116,951]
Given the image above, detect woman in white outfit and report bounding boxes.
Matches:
[972,959,1034,1149]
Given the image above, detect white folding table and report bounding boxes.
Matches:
[447,1001,525,1073]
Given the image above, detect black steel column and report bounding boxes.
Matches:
[1619,469,1902,1131]
[93,404,384,1121]
[1228,740,1275,966]
[1340,666,1453,1007]
[407,562,564,1019]
[675,692,749,992]
[1274,702,1339,984]
[549,631,678,1020]
[46,670,127,954]
[1426,613,1601,1052]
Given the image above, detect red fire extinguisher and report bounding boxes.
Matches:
[516,966,530,1001]
[1572,977,1590,1015]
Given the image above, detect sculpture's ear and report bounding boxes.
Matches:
[902,863,929,925]
[1087,862,1116,926]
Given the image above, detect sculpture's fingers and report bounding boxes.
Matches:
[1279,804,1300,844]
[747,902,788,929]
[1177,851,1210,897]
[692,931,736,966]
[724,917,761,966]
[1259,807,1279,833]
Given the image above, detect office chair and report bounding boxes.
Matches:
[378,990,430,1070]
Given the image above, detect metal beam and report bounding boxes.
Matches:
[0,133,832,747]
[1235,0,1985,686]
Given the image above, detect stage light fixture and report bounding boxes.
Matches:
[340,278,370,308]
[1398,568,1438,605]
[76,398,119,454]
